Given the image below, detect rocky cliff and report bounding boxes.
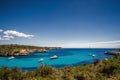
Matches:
[0,44,61,56]
[105,49,120,55]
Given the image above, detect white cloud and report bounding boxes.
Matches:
[0,37,10,40]
[4,30,34,38]
[0,36,9,40]
[91,40,120,44]
[3,35,14,40]
[0,29,3,32]
[0,29,34,40]
[60,40,120,48]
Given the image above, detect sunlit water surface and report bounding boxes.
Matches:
[0,48,116,71]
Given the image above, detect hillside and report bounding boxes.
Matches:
[0,44,61,56]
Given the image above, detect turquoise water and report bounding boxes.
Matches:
[0,48,116,71]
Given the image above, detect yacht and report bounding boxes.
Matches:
[39,58,44,62]
[92,54,95,57]
[8,56,15,60]
[50,55,58,59]
[89,53,95,57]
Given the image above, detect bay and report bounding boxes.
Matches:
[0,48,116,71]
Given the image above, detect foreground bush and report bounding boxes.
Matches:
[0,67,23,80]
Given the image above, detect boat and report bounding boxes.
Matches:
[89,53,95,57]
[92,54,95,57]
[50,55,58,59]
[8,56,15,60]
[39,58,44,62]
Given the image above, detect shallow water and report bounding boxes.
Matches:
[0,48,116,71]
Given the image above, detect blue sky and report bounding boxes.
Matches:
[0,0,120,48]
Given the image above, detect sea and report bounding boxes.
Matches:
[0,48,117,71]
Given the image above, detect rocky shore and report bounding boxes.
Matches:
[105,49,120,55]
[12,49,48,56]
[0,44,61,56]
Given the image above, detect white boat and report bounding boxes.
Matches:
[92,54,95,57]
[8,56,15,60]
[39,58,44,62]
[89,53,95,57]
[50,55,58,59]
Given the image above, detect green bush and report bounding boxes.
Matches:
[35,65,54,77]
[0,67,23,80]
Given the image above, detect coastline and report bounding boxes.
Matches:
[0,44,61,56]
[104,49,120,55]
[0,48,116,70]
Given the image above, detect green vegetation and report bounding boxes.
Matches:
[0,55,120,80]
[0,44,61,56]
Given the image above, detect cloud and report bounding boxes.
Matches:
[0,29,3,32]
[0,29,34,40]
[0,37,11,40]
[90,40,120,44]
[60,40,120,48]
[4,30,34,38]
[2,35,14,40]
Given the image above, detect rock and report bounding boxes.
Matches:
[0,44,61,56]
[105,51,120,55]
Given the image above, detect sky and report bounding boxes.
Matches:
[0,0,120,48]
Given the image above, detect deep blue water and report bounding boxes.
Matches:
[0,48,117,71]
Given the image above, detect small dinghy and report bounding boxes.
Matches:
[50,55,58,59]
[8,56,15,60]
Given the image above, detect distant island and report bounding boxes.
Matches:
[0,44,61,56]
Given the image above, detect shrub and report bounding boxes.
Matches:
[35,65,54,77]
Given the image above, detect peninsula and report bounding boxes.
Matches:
[0,44,61,56]
[105,49,120,55]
